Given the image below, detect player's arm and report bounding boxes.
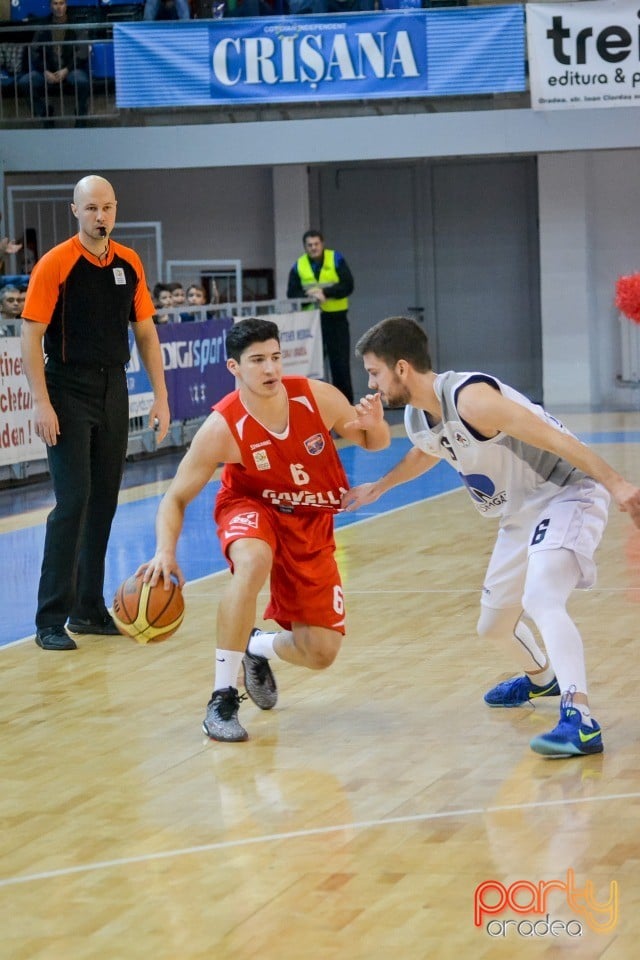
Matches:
[342,446,439,512]
[20,319,60,446]
[140,413,240,587]
[457,381,640,527]
[310,378,390,451]
[131,317,171,442]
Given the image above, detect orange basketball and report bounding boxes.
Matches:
[112,574,185,644]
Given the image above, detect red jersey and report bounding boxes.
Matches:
[215,377,348,514]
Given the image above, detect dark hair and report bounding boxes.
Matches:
[167,282,184,293]
[302,229,323,245]
[355,316,432,373]
[226,317,280,362]
[153,282,170,299]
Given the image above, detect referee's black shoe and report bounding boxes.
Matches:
[67,612,121,636]
[35,625,77,651]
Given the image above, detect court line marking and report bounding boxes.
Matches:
[4,480,638,649]
[2,491,459,649]
[1,789,638,889]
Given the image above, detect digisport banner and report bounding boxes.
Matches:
[114,9,525,108]
[527,0,640,110]
[127,316,235,421]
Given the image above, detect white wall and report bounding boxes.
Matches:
[539,149,640,410]
[5,167,276,273]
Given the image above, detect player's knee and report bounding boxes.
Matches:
[230,551,271,592]
[477,607,510,643]
[304,633,342,670]
[521,589,552,628]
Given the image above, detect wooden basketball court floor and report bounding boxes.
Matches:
[1,412,640,959]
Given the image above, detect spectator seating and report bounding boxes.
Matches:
[90,38,115,78]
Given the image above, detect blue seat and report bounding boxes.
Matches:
[91,40,115,79]
[10,0,51,20]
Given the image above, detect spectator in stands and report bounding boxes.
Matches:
[1,41,33,117]
[144,0,191,20]
[28,0,90,122]
[0,211,23,275]
[186,283,206,306]
[179,283,205,322]
[152,284,172,324]
[0,285,22,334]
[16,286,27,317]
[168,281,186,306]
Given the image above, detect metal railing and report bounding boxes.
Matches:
[0,25,118,124]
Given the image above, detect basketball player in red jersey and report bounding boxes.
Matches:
[141,317,390,741]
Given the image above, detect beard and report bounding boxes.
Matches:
[383,378,411,408]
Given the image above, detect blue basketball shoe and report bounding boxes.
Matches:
[530,691,604,757]
[484,674,560,707]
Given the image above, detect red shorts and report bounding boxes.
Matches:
[214,491,345,634]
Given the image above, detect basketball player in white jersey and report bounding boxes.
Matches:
[342,316,640,758]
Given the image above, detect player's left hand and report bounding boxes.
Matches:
[341,481,382,512]
[343,392,384,432]
[617,482,640,528]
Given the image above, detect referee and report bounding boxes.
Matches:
[21,175,170,651]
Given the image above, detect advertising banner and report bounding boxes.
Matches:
[127,315,235,421]
[0,338,46,466]
[527,0,640,110]
[275,309,324,380]
[114,9,525,108]
[1,313,324,467]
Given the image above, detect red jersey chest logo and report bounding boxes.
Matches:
[304,433,325,456]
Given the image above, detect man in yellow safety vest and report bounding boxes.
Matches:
[287,229,354,403]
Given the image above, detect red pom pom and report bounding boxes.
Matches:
[615,273,640,325]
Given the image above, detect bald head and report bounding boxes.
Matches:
[73,175,115,205]
[71,176,118,253]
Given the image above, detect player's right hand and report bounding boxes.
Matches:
[137,552,185,589]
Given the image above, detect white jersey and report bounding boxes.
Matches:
[404,371,593,519]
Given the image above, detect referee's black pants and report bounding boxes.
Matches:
[36,362,129,629]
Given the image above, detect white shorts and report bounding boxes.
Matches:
[480,477,610,610]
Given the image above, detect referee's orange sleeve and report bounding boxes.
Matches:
[22,239,78,325]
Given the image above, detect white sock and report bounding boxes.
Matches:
[528,663,556,688]
[574,703,593,726]
[248,630,287,660]
[214,649,244,691]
